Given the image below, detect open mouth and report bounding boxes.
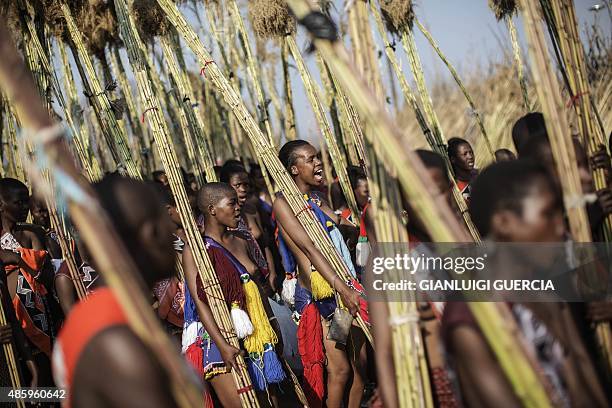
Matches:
[314,168,324,182]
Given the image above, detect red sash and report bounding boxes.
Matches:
[53,288,127,406]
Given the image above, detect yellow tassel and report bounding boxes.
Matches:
[310,270,334,300]
[241,274,277,354]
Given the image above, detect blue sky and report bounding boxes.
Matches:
[54,1,610,148]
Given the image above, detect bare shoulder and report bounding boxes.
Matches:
[73,326,176,407]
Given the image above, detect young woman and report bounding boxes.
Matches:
[443,160,608,407]
[447,137,478,202]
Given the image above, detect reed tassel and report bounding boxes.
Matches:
[114,0,259,403]
[415,19,496,160]
[286,36,360,223]
[285,3,557,407]
[0,21,203,407]
[156,0,372,342]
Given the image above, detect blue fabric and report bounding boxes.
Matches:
[276,228,297,274]
[295,280,336,320]
[183,283,198,325]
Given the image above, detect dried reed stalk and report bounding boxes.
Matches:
[161,36,212,185]
[0,20,203,408]
[17,3,96,181]
[109,47,151,175]
[58,41,104,179]
[0,300,25,407]
[368,148,432,407]
[156,0,372,341]
[14,2,89,300]
[162,32,216,183]
[401,28,482,242]
[3,102,26,182]
[226,0,277,197]
[281,38,297,140]
[59,1,141,178]
[349,0,385,101]
[415,19,496,161]
[507,17,532,110]
[286,36,360,223]
[114,0,259,403]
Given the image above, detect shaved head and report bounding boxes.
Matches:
[197,182,236,214]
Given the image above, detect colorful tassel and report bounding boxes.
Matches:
[181,321,202,354]
[310,270,334,300]
[246,353,267,391]
[297,303,325,407]
[281,273,297,305]
[231,301,254,339]
[242,273,278,353]
[263,343,286,384]
[185,338,204,378]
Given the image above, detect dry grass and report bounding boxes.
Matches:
[380,0,414,34]
[248,0,296,39]
[488,0,517,21]
[132,0,171,40]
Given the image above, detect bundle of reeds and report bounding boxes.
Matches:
[0,301,25,408]
[109,46,151,176]
[55,0,141,178]
[349,0,385,101]
[415,19,496,160]
[539,0,611,240]
[0,21,202,407]
[155,0,372,340]
[372,0,482,242]
[15,0,97,180]
[285,1,557,406]
[522,0,612,379]
[488,0,531,110]
[131,0,214,184]
[113,0,258,403]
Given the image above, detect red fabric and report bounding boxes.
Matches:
[297,303,325,408]
[184,339,214,408]
[197,245,246,309]
[54,288,127,407]
[8,248,51,355]
[185,338,204,378]
[351,279,369,325]
[153,277,184,328]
